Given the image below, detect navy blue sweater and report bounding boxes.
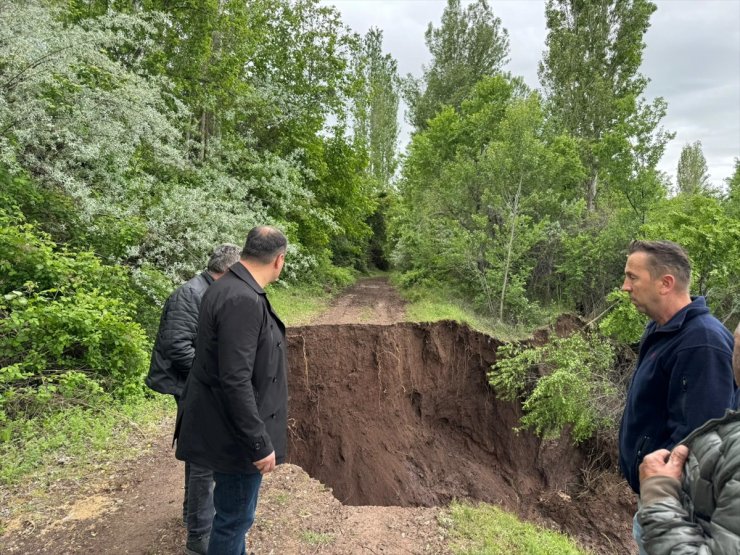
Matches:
[618,297,735,493]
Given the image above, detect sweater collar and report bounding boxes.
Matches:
[650,296,708,334]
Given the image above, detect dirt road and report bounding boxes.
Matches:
[0,277,633,554]
[1,277,448,555]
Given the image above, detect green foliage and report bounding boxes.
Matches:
[447,502,588,554]
[641,194,740,322]
[489,332,618,442]
[725,158,740,218]
[352,28,400,189]
[0,209,153,430]
[0,394,172,485]
[599,290,648,344]
[540,0,671,212]
[406,0,510,130]
[395,75,585,323]
[677,141,711,196]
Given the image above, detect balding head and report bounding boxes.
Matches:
[241,226,288,265]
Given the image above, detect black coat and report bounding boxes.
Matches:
[174,262,287,475]
[146,271,214,397]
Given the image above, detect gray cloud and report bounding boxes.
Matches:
[324,0,740,187]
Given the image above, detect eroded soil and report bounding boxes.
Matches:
[1,277,635,554]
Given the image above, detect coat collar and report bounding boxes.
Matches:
[228,261,265,295]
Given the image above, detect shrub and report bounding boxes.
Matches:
[0,209,152,426]
[489,332,619,442]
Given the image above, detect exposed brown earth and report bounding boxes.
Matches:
[0,277,636,554]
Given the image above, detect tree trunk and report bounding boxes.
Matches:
[499,174,523,321]
[587,170,598,211]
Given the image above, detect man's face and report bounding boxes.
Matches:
[622,251,662,319]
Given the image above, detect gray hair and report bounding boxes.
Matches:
[241,226,288,264]
[207,244,241,274]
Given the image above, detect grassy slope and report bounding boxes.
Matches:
[446,502,588,554]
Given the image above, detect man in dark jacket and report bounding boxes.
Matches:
[175,226,288,555]
[618,240,736,554]
[146,244,241,555]
[636,322,740,554]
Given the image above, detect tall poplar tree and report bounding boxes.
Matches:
[352,28,400,189]
[539,0,671,211]
[676,141,710,195]
[406,0,509,130]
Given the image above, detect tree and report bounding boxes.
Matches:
[676,141,710,195]
[406,0,509,130]
[725,158,740,218]
[539,0,671,211]
[352,28,400,189]
[394,76,585,322]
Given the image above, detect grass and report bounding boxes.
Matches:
[300,530,335,546]
[267,282,338,325]
[398,284,543,342]
[445,502,589,555]
[0,394,173,486]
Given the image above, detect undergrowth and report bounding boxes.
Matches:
[267,282,338,326]
[394,275,560,341]
[445,502,589,554]
[0,394,173,486]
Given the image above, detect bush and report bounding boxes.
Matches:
[0,209,152,427]
[489,332,619,442]
[598,289,647,344]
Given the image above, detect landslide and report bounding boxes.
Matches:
[286,320,635,554]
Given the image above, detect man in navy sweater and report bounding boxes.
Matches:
[618,240,736,554]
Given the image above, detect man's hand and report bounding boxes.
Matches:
[253,451,276,475]
[639,445,689,483]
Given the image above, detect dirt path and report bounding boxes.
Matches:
[0,277,633,554]
[309,276,407,325]
[1,277,447,555]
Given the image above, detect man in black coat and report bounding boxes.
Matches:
[146,244,241,554]
[175,226,288,555]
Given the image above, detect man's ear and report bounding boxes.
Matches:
[659,274,676,294]
[274,252,285,269]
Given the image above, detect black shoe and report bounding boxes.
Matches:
[184,533,209,555]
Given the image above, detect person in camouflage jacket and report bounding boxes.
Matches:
[636,323,740,555]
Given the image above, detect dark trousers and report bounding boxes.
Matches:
[184,461,215,538]
[207,471,263,555]
[175,395,215,539]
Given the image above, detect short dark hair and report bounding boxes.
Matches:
[241,226,288,264]
[628,240,691,289]
[207,244,241,274]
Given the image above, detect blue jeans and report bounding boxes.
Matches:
[633,510,648,555]
[185,462,215,538]
[207,471,263,555]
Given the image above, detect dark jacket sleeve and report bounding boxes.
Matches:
[666,345,735,446]
[162,285,201,373]
[216,294,273,461]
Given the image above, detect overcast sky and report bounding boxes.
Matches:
[323,0,740,189]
